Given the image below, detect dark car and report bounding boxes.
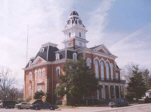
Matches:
[2,100,18,109]
[30,102,59,110]
[144,98,151,103]
[109,99,129,107]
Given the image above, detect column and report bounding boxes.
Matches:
[114,85,116,99]
[108,85,111,99]
[123,86,125,98]
[97,90,100,99]
[119,85,121,98]
[103,85,106,99]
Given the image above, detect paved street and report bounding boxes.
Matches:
[0,104,151,112]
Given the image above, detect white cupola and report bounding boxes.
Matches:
[62,11,88,48]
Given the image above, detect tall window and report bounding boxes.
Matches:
[38,85,42,91]
[106,63,109,80]
[68,43,71,47]
[86,58,91,68]
[29,72,32,80]
[35,70,37,80]
[73,53,77,61]
[56,83,60,97]
[29,86,31,96]
[116,73,119,80]
[56,66,60,78]
[110,64,113,80]
[42,68,45,79]
[79,32,81,37]
[95,61,99,79]
[101,61,104,80]
[38,69,41,79]
[69,32,71,38]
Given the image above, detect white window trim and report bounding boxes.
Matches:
[56,53,60,60]
[101,61,104,80]
[28,86,31,96]
[35,70,37,80]
[73,53,77,61]
[38,69,41,79]
[86,58,91,68]
[110,64,114,80]
[94,61,99,79]
[116,73,119,80]
[29,72,32,80]
[56,83,60,97]
[106,63,109,80]
[42,68,45,79]
[56,66,60,78]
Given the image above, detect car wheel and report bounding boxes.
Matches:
[35,107,40,110]
[50,107,55,110]
[118,104,121,107]
[111,106,113,108]
[18,106,21,109]
[5,106,8,109]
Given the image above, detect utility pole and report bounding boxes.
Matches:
[26,25,29,63]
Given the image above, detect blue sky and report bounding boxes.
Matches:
[0,0,151,88]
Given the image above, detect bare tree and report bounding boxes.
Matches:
[0,67,16,100]
[121,63,136,83]
[9,87,23,100]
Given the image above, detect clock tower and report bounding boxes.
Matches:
[62,11,88,48]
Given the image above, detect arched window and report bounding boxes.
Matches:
[101,61,104,80]
[95,61,99,79]
[35,70,37,80]
[86,58,91,68]
[79,32,81,37]
[116,73,119,80]
[29,72,32,80]
[38,69,41,79]
[56,83,60,97]
[69,32,71,38]
[106,63,109,80]
[42,68,45,79]
[73,53,77,61]
[56,66,60,78]
[110,64,114,80]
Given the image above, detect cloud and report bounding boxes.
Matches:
[87,0,115,47]
[0,0,72,88]
[110,24,151,69]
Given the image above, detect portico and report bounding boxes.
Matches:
[97,80,126,100]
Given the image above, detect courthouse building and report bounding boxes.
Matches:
[24,10,126,104]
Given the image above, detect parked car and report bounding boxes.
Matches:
[0,103,2,108]
[144,98,151,103]
[109,99,129,107]
[15,102,31,109]
[30,102,59,110]
[1,100,18,109]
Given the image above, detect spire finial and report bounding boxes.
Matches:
[72,3,76,11]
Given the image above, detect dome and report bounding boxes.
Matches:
[70,11,79,16]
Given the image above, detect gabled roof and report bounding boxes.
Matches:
[90,44,113,55]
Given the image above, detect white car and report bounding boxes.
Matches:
[15,102,31,109]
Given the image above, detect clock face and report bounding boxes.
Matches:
[79,20,82,24]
